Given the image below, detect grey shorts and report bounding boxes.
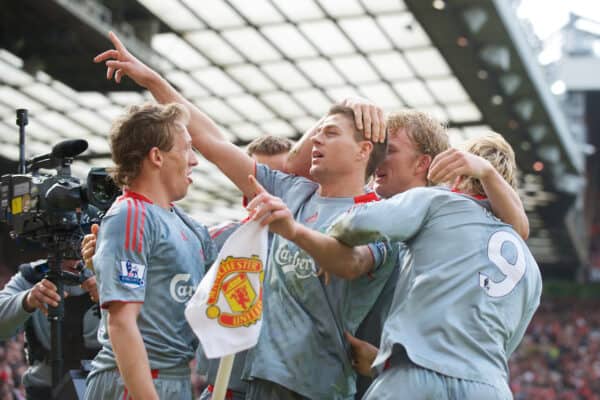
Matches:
[245,379,309,400]
[84,367,192,400]
[363,354,512,400]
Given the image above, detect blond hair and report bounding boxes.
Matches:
[386,110,449,185]
[456,132,518,196]
[109,102,190,187]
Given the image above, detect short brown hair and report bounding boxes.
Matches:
[327,104,388,180]
[246,135,293,156]
[456,132,518,196]
[386,110,449,185]
[109,102,190,187]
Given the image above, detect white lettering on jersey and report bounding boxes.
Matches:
[170,273,196,303]
[274,243,317,279]
[479,231,526,297]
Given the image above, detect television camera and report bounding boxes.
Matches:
[0,109,120,391]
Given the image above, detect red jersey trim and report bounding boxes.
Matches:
[354,192,379,204]
[118,189,154,204]
[451,188,487,201]
[101,300,144,310]
[123,199,147,253]
[242,161,259,208]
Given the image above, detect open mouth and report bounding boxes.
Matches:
[311,149,324,161]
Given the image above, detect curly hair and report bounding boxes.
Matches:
[108,102,190,187]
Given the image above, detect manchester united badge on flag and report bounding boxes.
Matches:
[185,219,268,359]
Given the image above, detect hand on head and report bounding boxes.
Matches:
[341,98,387,143]
[428,148,492,188]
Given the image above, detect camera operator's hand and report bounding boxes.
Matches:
[82,224,99,271]
[24,279,64,315]
[81,276,99,304]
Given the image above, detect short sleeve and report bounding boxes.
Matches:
[93,198,154,308]
[198,223,218,269]
[328,187,435,246]
[255,163,315,199]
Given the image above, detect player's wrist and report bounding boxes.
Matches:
[22,291,35,313]
[478,160,495,181]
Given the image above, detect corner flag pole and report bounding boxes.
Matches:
[212,354,235,400]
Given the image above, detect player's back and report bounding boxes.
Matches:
[332,186,542,392]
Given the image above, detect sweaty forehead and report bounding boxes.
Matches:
[321,113,356,133]
[173,122,191,141]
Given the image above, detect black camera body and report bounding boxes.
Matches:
[0,139,120,258]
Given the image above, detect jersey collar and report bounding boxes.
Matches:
[354,192,379,204]
[451,188,487,201]
[119,189,154,204]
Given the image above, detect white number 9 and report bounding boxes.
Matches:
[479,231,526,297]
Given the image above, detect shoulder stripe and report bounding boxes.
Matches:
[138,201,146,253]
[132,199,140,252]
[124,199,132,251]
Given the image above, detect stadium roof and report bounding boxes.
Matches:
[0,0,586,275]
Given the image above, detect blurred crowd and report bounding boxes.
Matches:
[510,297,600,399]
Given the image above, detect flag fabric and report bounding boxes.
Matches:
[185,219,269,359]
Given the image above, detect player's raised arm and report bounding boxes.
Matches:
[246,176,375,279]
[94,31,255,198]
[428,144,529,240]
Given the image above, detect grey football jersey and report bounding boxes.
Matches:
[244,165,397,399]
[90,191,216,377]
[329,187,542,391]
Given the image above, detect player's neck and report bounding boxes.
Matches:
[317,173,366,198]
[128,179,171,209]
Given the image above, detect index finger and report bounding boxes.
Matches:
[376,109,386,143]
[108,31,128,55]
[352,105,364,131]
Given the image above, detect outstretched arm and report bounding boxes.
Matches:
[428,148,529,239]
[94,32,256,197]
[247,176,374,279]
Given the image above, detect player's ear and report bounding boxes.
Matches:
[416,154,432,175]
[357,140,373,161]
[148,146,163,167]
